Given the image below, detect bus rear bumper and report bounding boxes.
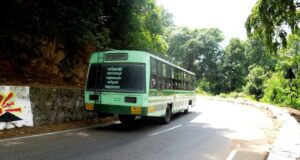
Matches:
[85,104,152,116]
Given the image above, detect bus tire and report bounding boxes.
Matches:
[118,115,136,124]
[184,100,192,114]
[183,107,189,114]
[160,105,172,124]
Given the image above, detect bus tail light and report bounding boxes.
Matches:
[89,95,99,100]
[125,97,137,103]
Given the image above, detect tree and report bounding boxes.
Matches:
[167,27,223,74]
[0,0,173,85]
[0,0,110,84]
[166,27,195,65]
[166,27,225,94]
[244,37,277,71]
[104,0,172,54]
[260,32,300,108]
[244,66,267,100]
[284,30,300,74]
[245,0,299,54]
[222,38,247,92]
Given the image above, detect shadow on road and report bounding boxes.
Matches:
[89,111,202,133]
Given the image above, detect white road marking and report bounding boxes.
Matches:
[0,121,119,142]
[226,149,238,160]
[149,125,182,136]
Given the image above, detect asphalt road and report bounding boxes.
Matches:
[0,96,277,160]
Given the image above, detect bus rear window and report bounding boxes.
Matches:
[86,63,146,93]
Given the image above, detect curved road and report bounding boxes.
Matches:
[0,96,277,160]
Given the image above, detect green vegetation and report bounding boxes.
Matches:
[166,1,299,109]
[166,27,224,94]
[0,0,172,85]
[245,0,299,54]
[243,66,265,100]
[0,0,299,109]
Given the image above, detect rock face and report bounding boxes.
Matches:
[30,86,96,126]
[0,35,94,87]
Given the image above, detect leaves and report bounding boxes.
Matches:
[0,0,172,85]
[222,38,247,92]
[244,66,267,100]
[245,0,299,54]
[104,0,172,54]
[166,27,225,94]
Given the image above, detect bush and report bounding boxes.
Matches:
[197,80,210,93]
[243,66,267,100]
[262,72,296,105]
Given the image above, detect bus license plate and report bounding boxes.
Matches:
[86,104,94,111]
[131,106,141,115]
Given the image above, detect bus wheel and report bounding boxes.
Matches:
[184,100,192,114]
[118,115,136,124]
[160,106,172,124]
[183,107,189,114]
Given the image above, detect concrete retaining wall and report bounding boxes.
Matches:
[30,86,96,126]
[0,86,97,129]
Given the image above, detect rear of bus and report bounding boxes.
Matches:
[84,50,150,121]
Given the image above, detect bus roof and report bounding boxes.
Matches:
[94,50,195,76]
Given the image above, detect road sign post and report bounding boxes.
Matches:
[284,68,296,104]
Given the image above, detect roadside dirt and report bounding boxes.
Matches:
[286,107,300,123]
[0,117,117,140]
[256,106,282,145]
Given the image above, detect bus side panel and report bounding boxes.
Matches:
[147,90,195,117]
[147,90,175,117]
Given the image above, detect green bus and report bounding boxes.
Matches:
[84,50,196,124]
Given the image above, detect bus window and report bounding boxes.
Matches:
[162,63,167,89]
[157,61,163,89]
[86,63,146,93]
[166,65,171,78]
[165,65,171,89]
[151,58,157,75]
[174,69,178,79]
[162,63,167,77]
[86,64,102,90]
[175,69,180,90]
[178,71,182,90]
[184,73,188,90]
[171,67,174,78]
[157,61,162,77]
[150,58,157,89]
[190,75,193,90]
[181,72,185,90]
[182,72,185,90]
[172,78,176,90]
[170,67,174,89]
[189,77,192,90]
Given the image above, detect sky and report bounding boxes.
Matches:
[156,0,258,46]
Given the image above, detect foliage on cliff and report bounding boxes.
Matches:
[0,0,172,86]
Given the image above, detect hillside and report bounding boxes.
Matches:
[0,0,171,87]
[0,35,93,87]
